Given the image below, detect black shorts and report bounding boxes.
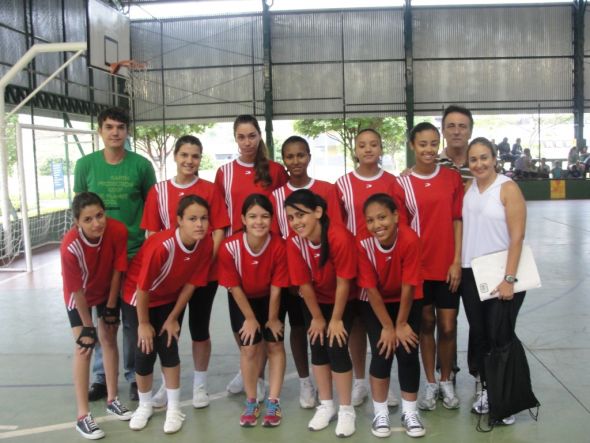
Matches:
[228,292,286,346]
[422,280,460,309]
[188,281,218,341]
[280,287,305,328]
[67,301,109,328]
[122,301,186,376]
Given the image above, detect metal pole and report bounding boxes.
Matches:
[262,0,274,159]
[404,0,415,168]
[538,104,541,160]
[15,124,32,272]
[573,0,586,150]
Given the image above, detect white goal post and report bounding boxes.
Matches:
[0,42,87,272]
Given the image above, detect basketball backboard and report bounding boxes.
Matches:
[87,0,131,75]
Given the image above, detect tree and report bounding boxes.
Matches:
[4,114,18,175]
[39,157,75,176]
[133,123,214,179]
[293,117,408,164]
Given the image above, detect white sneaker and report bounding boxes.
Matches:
[163,408,186,434]
[256,378,266,403]
[193,384,209,409]
[371,412,391,438]
[351,379,369,407]
[471,389,489,415]
[299,379,317,409]
[151,383,167,408]
[129,404,153,431]
[335,408,356,437]
[226,371,244,394]
[500,415,516,425]
[402,410,426,437]
[387,388,400,407]
[308,403,336,431]
[418,382,439,411]
[440,381,460,409]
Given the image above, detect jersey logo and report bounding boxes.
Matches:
[245,170,252,175]
[179,192,185,196]
[251,260,259,265]
[184,256,191,261]
[366,184,373,189]
[425,182,431,188]
[314,253,320,259]
[385,256,392,261]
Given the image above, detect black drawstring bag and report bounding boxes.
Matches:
[483,301,540,428]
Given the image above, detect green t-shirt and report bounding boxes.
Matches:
[74,150,157,257]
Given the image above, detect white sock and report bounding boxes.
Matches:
[402,399,417,414]
[372,399,388,416]
[339,404,355,413]
[353,377,367,386]
[194,370,207,388]
[299,376,311,385]
[138,390,152,407]
[320,399,334,409]
[167,388,181,410]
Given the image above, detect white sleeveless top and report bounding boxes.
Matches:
[462,174,512,268]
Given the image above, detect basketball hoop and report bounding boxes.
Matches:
[109,59,149,103]
[108,59,147,75]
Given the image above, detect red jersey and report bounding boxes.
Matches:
[123,228,213,308]
[215,159,288,236]
[218,232,289,298]
[60,218,128,310]
[286,223,357,304]
[356,224,423,303]
[336,169,407,236]
[396,165,463,281]
[141,177,230,232]
[271,179,344,239]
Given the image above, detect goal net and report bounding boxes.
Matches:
[0,122,99,271]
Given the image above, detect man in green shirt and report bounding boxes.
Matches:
[74,107,156,402]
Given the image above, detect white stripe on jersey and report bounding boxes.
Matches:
[397,176,421,237]
[67,239,89,290]
[225,239,242,278]
[156,181,171,229]
[291,236,314,276]
[272,187,289,239]
[67,292,76,310]
[150,238,175,291]
[336,174,357,234]
[221,162,234,237]
[358,238,378,301]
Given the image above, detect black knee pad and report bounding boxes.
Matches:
[369,354,393,379]
[328,343,352,373]
[135,348,157,376]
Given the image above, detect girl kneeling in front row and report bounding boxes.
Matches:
[218,193,289,427]
[122,195,213,434]
[61,192,133,440]
[358,193,425,438]
[285,189,357,438]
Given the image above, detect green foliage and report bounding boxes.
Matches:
[199,152,215,171]
[38,157,75,176]
[293,117,408,163]
[4,114,18,174]
[133,123,214,179]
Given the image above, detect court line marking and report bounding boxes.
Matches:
[0,372,299,439]
[0,261,56,285]
[0,427,18,431]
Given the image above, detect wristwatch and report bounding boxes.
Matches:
[504,274,517,284]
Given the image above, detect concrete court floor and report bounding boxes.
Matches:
[0,200,588,443]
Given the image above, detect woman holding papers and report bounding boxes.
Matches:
[461,137,527,425]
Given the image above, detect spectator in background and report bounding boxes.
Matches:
[514,148,532,179]
[538,158,550,178]
[511,138,523,157]
[551,161,564,179]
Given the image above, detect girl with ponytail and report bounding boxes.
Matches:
[284,189,357,438]
[215,115,289,397]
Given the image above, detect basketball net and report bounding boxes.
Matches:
[108,59,149,104]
